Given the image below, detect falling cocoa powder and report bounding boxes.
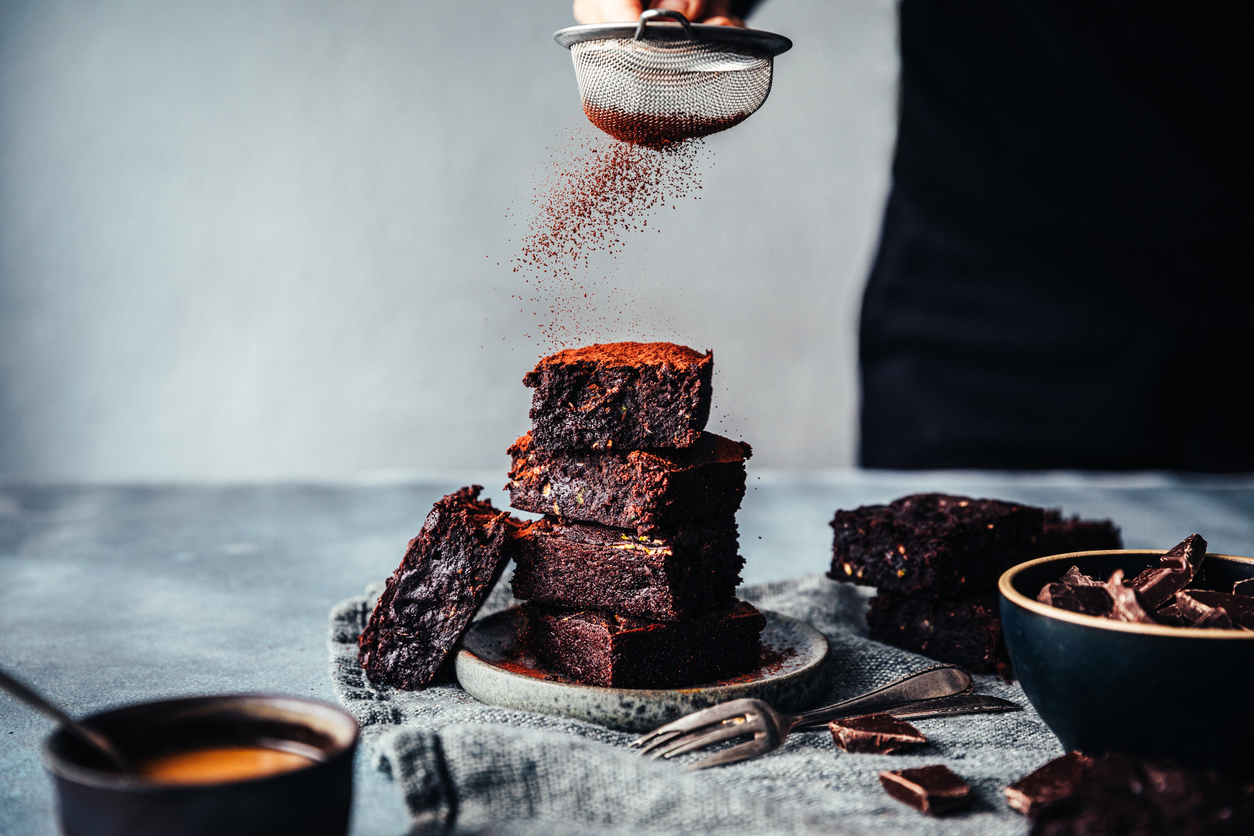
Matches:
[584,105,749,147]
[508,123,710,348]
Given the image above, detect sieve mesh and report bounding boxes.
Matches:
[571,37,774,146]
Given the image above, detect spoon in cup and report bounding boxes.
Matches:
[0,665,132,774]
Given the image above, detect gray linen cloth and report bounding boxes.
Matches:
[328,574,1058,835]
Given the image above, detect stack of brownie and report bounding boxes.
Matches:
[828,494,1122,678]
[506,341,766,688]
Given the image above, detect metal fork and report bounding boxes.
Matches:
[631,665,1020,770]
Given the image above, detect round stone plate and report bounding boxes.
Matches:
[454,607,830,732]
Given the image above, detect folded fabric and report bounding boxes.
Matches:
[328,574,1059,835]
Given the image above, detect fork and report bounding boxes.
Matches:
[631,665,1019,770]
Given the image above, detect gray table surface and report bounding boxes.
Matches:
[3,470,1253,835]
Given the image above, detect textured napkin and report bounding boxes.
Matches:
[327,574,1059,835]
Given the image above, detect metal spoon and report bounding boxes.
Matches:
[0,666,132,773]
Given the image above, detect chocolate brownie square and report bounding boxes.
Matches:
[523,342,713,452]
[521,600,765,688]
[358,486,521,690]
[511,516,743,620]
[1035,511,1123,557]
[829,494,1046,597]
[866,591,1013,679]
[506,430,750,534]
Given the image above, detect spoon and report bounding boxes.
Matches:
[0,666,132,773]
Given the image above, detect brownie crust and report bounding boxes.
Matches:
[358,486,521,690]
[867,591,1013,679]
[1037,511,1123,557]
[506,430,750,534]
[510,516,743,620]
[829,494,1046,597]
[523,342,714,452]
[521,600,766,688]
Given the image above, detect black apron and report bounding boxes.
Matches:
[859,0,1253,471]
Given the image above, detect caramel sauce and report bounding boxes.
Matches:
[137,746,315,785]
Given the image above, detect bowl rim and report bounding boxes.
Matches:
[999,549,1254,639]
[43,693,359,790]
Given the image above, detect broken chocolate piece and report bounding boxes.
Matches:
[1060,565,1103,587]
[1040,583,1114,617]
[1233,578,1254,597]
[880,765,974,815]
[1173,592,1236,630]
[828,714,927,754]
[1103,569,1156,624]
[1127,533,1207,609]
[1027,752,1254,836]
[1186,590,1254,629]
[1005,752,1091,816]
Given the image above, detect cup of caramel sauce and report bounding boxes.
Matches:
[43,694,358,836]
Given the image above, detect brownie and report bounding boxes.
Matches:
[358,486,521,690]
[829,494,1046,597]
[1036,511,1123,557]
[511,516,743,620]
[520,600,766,688]
[506,430,750,534]
[1028,753,1254,836]
[523,342,714,452]
[867,591,1013,679]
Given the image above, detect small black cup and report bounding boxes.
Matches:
[43,694,358,836]
[1000,550,1254,777]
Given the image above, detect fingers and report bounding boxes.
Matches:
[648,0,705,19]
[573,0,644,24]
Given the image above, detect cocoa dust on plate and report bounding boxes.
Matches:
[509,123,711,349]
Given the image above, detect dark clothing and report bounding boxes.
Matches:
[859,0,1253,471]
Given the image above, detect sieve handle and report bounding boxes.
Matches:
[634,9,697,42]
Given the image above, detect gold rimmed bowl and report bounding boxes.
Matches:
[999,550,1254,776]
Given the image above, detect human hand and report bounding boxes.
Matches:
[572,0,744,26]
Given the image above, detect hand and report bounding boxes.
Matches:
[573,0,744,26]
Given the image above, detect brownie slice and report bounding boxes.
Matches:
[511,516,743,620]
[1035,511,1123,557]
[867,591,1013,679]
[829,494,1046,597]
[523,342,713,452]
[521,601,766,688]
[506,430,750,534]
[358,486,521,690]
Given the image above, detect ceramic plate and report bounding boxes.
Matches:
[454,607,830,732]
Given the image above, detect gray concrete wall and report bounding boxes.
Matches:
[0,0,898,481]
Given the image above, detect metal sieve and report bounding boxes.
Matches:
[554,10,792,146]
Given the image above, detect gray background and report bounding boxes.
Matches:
[0,0,898,481]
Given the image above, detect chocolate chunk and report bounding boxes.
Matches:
[1186,590,1254,629]
[828,714,927,754]
[1127,533,1207,609]
[1173,592,1236,630]
[1102,569,1156,624]
[880,765,974,815]
[1233,578,1254,597]
[1028,752,1254,836]
[1040,583,1114,617]
[1005,752,1091,816]
[358,487,522,690]
[1060,565,1104,587]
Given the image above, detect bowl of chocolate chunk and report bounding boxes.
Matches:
[999,535,1254,776]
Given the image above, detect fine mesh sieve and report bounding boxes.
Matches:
[554,10,792,146]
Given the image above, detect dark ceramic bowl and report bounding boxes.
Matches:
[1000,550,1254,776]
[43,694,358,836]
